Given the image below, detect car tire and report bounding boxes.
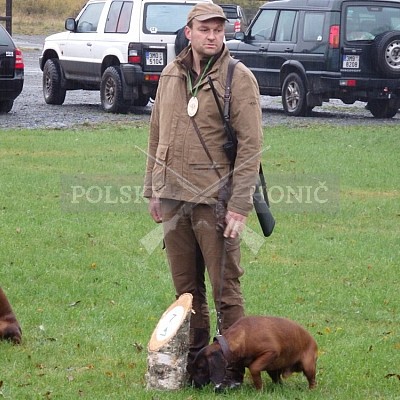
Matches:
[100,66,129,113]
[372,31,400,78]
[282,73,310,117]
[367,100,398,118]
[0,100,14,113]
[43,59,67,105]
[133,87,150,107]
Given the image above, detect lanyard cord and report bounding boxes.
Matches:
[187,56,214,97]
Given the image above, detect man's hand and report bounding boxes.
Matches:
[224,210,246,238]
[149,197,162,223]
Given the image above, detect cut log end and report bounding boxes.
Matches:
[146,293,193,390]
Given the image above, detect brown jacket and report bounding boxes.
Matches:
[143,45,263,216]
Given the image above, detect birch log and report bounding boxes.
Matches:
[146,293,193,390]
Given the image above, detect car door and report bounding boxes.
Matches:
[90,0,134,77]
[228,9,278,92]
[61,1,106,80]
[264,10,298,89]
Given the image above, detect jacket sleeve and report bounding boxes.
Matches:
[143,86,161,198]
[228,63,263,216]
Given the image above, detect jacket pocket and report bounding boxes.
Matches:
[189,145,230,169]
[152,144,168,191]
[188,145,230,196]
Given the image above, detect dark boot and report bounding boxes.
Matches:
[187,327,210,387]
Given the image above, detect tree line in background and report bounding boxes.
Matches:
[1,0,265,19]
[0,0,267,35]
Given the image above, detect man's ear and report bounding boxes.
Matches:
[184,25,191,41]
[208,350,227,385]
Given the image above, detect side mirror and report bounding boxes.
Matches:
[65,18,77,32]
[233,32,245,41]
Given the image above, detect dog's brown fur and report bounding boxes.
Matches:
[0,287,22,344]
[189,316,317,390]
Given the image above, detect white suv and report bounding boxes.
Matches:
[39,0,211,113]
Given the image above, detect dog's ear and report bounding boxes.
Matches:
[189,348,211,388]
[208,349,227,385]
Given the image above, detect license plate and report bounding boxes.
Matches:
[342,55,359,69]
[146,51,164,66]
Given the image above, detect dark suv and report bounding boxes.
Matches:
[0,24,24,113]
[227,0,400,118]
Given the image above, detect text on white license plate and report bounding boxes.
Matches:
[146,51,164,66]
[342,55,359,69]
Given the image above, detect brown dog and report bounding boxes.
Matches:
[189,316,317,391]
[0,287,22,344]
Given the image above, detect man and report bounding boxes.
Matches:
[143,2,263,389]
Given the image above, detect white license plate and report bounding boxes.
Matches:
[146,51,164,66]
[342,55,359,69]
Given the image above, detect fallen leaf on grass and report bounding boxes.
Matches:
[133,342,143,352]
[385,373,400,380]
[78,365,95,372]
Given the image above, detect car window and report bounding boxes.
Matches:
[250,9,278,41]
[77,2,105,33]
[346,5,400,41]
[144,3,196,34]
[0,25,14,46]
[275,10,297,42]
[221,7,239,19]
[105,1,133,33]
[303,12,324,41]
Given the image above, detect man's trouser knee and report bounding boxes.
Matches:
[161,200,245,334]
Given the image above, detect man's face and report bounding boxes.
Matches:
[185,18,225,59]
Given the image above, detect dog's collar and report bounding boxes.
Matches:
[214,335,233,363]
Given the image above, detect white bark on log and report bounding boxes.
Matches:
[146,293,193,390]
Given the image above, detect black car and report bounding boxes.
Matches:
[0,24,24,113]
[227,0,400,118]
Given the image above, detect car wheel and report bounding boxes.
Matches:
[0,100,14,113]
[367,100,398,118]
[43,59,67,105]
[133,88,150,107]
[100,66,129,113]
[282,73,310,116]
[372,31,400,78]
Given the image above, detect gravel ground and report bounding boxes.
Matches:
[1,34,399,130]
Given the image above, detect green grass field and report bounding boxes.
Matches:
[0,122,399,399]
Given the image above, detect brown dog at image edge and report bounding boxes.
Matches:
[0,287,22,344]
[188,316,318,390]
